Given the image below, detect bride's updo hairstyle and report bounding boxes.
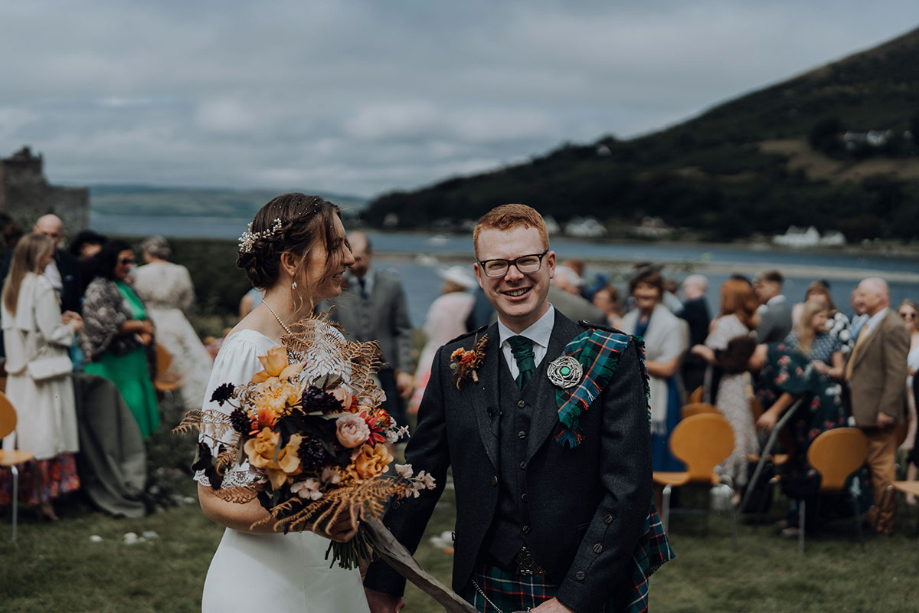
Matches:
[237,193,342,308]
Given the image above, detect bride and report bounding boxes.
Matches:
[195,194,370,612]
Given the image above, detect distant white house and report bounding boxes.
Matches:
[633,216,674,239]
[565,216,607,237]
[543,215,561,235]
[772,226,846,247]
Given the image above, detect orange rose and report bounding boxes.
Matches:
[349,443,393,482]
[251,346,305,384]
[244,428,303,489]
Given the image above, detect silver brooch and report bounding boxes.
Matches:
[547,356,582,389]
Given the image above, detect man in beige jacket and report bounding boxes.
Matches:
[845,277,909,534]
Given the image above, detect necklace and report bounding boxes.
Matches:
[262,300,293,335]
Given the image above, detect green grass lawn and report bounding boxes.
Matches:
[3,476,918,613]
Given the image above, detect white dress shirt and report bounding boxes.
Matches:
[496,306,555,379]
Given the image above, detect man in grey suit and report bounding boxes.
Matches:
[321,231,414,425]
[548,265,607,327]
[754,270,792,342]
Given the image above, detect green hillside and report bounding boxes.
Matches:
[364,26,919,242]
[91,185,366,218]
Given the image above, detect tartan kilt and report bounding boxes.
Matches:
[460,562,644,613]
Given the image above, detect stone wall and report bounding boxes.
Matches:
[0,147,89,232]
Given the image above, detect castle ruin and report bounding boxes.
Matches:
[0,146,89,232]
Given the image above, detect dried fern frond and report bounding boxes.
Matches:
[213,486,259,504]
[172,409,204,435]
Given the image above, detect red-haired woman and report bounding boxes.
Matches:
[691,277,760,495]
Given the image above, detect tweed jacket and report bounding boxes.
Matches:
[364,311,658,613]
[846,309,910,427]
[320,269,412,372]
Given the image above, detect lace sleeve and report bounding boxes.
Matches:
[194,332,272,489]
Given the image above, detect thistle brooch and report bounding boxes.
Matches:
[547,355,582,389]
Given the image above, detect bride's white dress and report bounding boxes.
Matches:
[195,328,370,613]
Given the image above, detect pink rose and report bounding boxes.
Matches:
[336,413,370,448]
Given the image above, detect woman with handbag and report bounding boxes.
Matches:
[80,239,159,438]
[0,233,84,520]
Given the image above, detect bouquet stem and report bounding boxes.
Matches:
[364,520,477,613]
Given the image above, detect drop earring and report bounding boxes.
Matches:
[291,281,297,289]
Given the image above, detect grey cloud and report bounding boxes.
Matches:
[0,0,914,197]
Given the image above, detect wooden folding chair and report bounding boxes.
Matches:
[653,413,738,550]
[687,386,704,404]
[0,391,35,541]
[154,343,180,394]
[800,427,869,553]
[680,402,720,419]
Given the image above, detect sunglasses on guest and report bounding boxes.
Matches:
[118,257,135,265]
[899,311,917,320]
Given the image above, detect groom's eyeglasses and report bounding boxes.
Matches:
[477,250,549,277]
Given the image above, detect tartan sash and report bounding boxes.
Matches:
[553,329,633,448]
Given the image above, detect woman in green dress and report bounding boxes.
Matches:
[80,239,159,438]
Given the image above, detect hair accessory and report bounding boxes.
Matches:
[238,218,284,254]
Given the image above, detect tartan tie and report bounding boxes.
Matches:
[507,335,536,390]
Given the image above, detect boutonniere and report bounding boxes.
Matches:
[450,334,487,389]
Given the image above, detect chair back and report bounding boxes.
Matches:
[155,343,173,375]
[0,391,17,439]
[670,413,735,482]
[807,428,868,492]
[687,386,704,404]
[681,402,721,419]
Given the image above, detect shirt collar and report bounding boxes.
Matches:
[497,305,555,349]
[865,307,889,333]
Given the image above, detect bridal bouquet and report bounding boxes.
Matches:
[177,316,436,569]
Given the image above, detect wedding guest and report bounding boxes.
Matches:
[408,266,477,416]
[784,300,845,379]
[732,338,849,536]
[238,287,263,320]
[0,233,83,520]
[844,278,909,534]
[791,280,852,353]
[321,232,414,428]
[620,268,689,471]
[548,265,606,325]
[134,235,213,411]
[898,299,919,503]
[591,283,625,329]
[68,229,108,294]
[3,222,23,251]
[678,274,711,394]
[79,240,160,439]
[754,270,792,343]
[68,229,107,261]
[691,278,760,494]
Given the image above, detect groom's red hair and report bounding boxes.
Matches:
[473,204,549,258]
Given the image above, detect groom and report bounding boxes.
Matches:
[364,204,672,613]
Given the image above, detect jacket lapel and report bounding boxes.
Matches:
[851,311,889,371]
[526,311,580,461]
[469,323,501,470]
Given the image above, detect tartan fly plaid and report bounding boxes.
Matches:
[553,329,632,448]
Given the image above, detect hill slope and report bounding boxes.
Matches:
[364,26,919,241]
[91,185,366,218]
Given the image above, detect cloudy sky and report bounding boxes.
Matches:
[1,1,915,198]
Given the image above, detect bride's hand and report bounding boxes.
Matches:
[311,505,360,542]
